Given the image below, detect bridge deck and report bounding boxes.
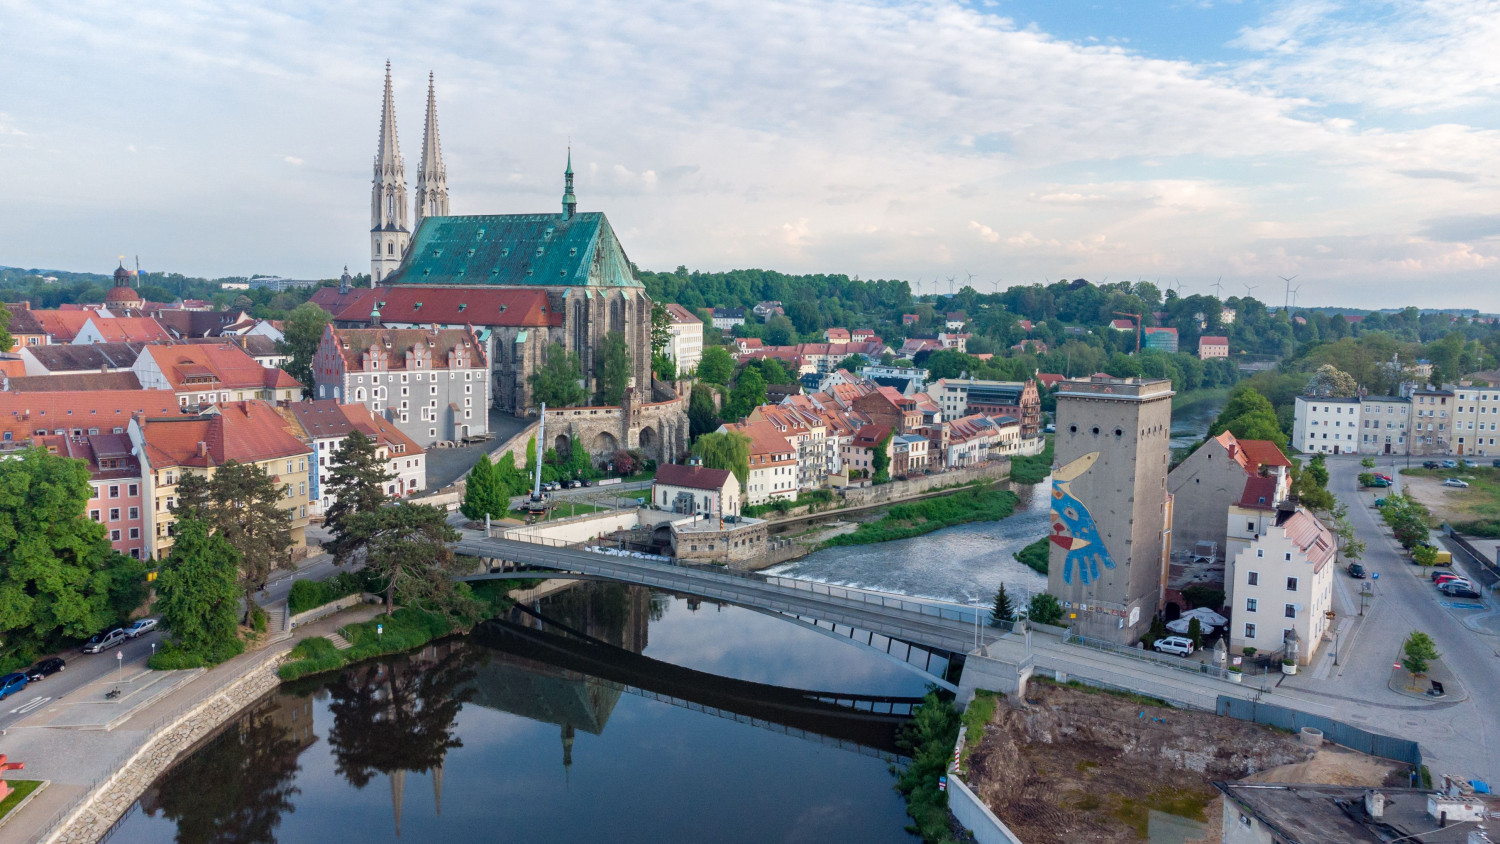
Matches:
[454,532,999,656]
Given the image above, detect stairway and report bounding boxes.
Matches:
[326,632,354,651]
[264,604,287,635]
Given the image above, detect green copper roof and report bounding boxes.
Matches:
[385,212,640,288]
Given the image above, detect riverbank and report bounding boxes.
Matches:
[821,485,1019,548]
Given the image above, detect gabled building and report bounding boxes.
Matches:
[663,303,703,375]
[74,316,172,344]
[134,342,302,410]
[932,377,1042,437]
[282,400,426,514]
[1166,431,1292,561]
[844,424,892,479]
[6,304,49,351]
[1225,500,1336,664]
[652,463,740,519]
[1197,335,1228,360]
[19,341,145,375]
[313,325,489,447]
[0,390,182,450]
[32,309,100,343]
[711,307,746,329]
[130,400,313,560]
[154,308,257,339]
[854,386,921,434]
[719,419,797,505]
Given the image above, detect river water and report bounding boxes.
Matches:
[105,584,934,844]
[765,480,1052,605]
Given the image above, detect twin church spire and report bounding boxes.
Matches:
[369,63,578,283]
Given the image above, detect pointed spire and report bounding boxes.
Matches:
[390,769,406,837]
[561,147,577,220]
[371,62,409,283]
[414,71,449,230]
[377,61,402,175]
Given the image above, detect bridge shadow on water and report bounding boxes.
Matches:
[470,601,923,759]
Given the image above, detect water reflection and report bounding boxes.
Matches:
[111,583,925,844]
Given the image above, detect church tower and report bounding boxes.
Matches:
[371,61,409,285]
[561,148,577,220]
[413,72,449,232]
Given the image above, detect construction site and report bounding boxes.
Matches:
[962,679,1407,843]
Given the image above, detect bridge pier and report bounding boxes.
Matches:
[955,648,1034,711]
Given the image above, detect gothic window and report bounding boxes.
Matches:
[387,241,394,255]
[610,297,624,332]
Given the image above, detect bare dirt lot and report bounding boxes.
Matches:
[964,680,1316,844]
[1401,473,1475,524]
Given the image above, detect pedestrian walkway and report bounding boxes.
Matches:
[325,632,353,651]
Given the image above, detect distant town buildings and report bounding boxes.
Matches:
[1198,335,1229,360]
[663,303,703,375]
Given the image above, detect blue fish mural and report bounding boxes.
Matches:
[1048,452,1117,586]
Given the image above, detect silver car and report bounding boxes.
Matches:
[82,628,127,653]
[125,618,159,639]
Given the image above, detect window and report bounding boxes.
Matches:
[128,483,139,496]
[109,485,120,498]
[1244,623,1256,639]
[166,496,175,510]
[1245,598,1257,613]
[90,509,101,522]
[1247,571,1259,586]
[1247,521,1255,531]
[129,527,139,539]
[128,507,139,520]
[1284,604,1296,619]
[109,508,120,521]
[1285,552,1293,561]
[1286,576,1298,591]
[110,529,121,541]
[1256,549,1264,557]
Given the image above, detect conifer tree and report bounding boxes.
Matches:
[173,461,293,617]
[495,451,529,499]
[324,430,393,565]
[989,584,1015,627]
[461,454,499,520]
[155,516,242,660]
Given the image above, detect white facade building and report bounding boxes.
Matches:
[1226,504,1336,665]
[1292,396,1362,454]
[663,303,703,376]
[1450,385,1500,457]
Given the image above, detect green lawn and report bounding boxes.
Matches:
[0,780,43,822]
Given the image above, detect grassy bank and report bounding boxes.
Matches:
[278,580,519,681]
[1009,436,1054,485]
[820,485,1019,548]
[1015,537,1049,574]
[894,691,962,843]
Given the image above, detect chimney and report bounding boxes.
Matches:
[1364,790,1385,820]
[197,441,207,458]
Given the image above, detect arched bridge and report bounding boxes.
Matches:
[454,531,1001,690]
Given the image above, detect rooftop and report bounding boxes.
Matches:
[138,400,310,468]
[1216,782,1496,844]
[655,463,733,491]
[383,212,641,289]
[332,285,561,328]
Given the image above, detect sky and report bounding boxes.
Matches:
[3,0,1500,308]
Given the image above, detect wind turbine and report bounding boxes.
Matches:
[965,270,976,292]
[946,275,957,296]
[1279,274,1299,312]
[1290,283,1304,309]
[1243,282,1258,299]
[1211,277,1225,299]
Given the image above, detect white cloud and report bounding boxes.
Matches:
[0,0,1497,306]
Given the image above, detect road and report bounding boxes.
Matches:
[1284,455,1500,780]
[0,629,165,732]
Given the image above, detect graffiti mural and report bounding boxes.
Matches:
[1048,452,1117,585]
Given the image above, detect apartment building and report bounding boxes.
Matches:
[132,400,313,560]
[747,404,828,490]
[1410,388,1454,455]
[1357,396,1411,456]
[891,433,930,476]
[1167,431,1292,560]
[282,400,427,515]
[933,377,1042,437]
[844,424,893,479]
[663,303,703,375]
[1198,335,1228,360]
[134,342,303,410]
[1449,385,1500,456]
[720,419,798,505]
[43,433,149,560]
[1291,396,1362,454]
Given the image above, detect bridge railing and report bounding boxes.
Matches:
[1063,631,1234,682]
[473,530,1005,631]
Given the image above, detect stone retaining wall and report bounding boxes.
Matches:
[288,594,372,628]
[840,460,1011,509]
[44,656,286,844]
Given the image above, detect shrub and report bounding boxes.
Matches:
[1009,437,1055,485]
[1027,593,1064,626]
[249,604,268,634]
[1015,537,1049,574]
[287,571,365,615]
[148,637,244,670]
[893,691,961,843]
[823,486,1018,548]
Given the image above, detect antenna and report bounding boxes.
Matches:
[1279,274,1299,311]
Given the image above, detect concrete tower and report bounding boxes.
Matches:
[1046,376,1175,643]
[371,61,409,285]
[413,72,448,232]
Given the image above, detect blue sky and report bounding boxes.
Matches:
[3,0,1499,307]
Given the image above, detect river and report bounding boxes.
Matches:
[105,584,935,844]
[765,479,1052,605]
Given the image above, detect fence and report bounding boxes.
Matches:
[1064,631,1233,681]
[1215,697,1423,768]
[948,729,1026,844]
[1441,527,1500,588]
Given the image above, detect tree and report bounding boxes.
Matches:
[460,454,503,520]
[0,448,139,661]
[688,384,720,440]
[1209,383,1288,450]
[1186,616,1203,649]
[748,357,793,386]
[989,585,1015,627]
[1027,593,1064,626]
[597,331,632,405]
[871,429,893,484]
[173,461,293,617]
[835,354,866,373]
[1361,457,1376,469]
[1401,631,1441,679]
[650,300,672,357]
[280,302,330,390]
[323,430,393,566]
[724,367,767,420]
[0,301,12,354]
[693,431,751,487]
[1412,543,1438,566]
[1291,455,1335,512]
[765,314,795,345]
[528,343,587,408]
[494,451,530,498]
[155,517,243,661]
[354,503,464,614]
[697,346,735,385]
[1306,364,1359,398]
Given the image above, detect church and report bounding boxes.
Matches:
[337,64,687,461]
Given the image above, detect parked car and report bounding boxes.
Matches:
[1441,583,1483,599]
[581,478,592,487]
[1443,478,1470,488]
[26,657,65,681]
[1424,460,1442,469]
[1433,569,1466,582]
[1433,574,1471,589]
[1492,458,1500,468]
[82,628,127,654]
[1375,473,1393,481]
[1374,498,1389,508]
[1368,477,1392,488]
[1152,636,1196,657]
[125,618,158,639]
[1348,563,1367,578]
[1460,459,1477,468]
[0,672,27,701]
[1043,423,1057,434]
[1441,459,1459,468]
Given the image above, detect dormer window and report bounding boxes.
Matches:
[535,247,545,256]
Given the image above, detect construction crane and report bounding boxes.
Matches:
[1114,310,1142,354]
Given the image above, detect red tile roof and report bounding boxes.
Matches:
[139,400,310,469]
[665,303,699,324]
[142,343,301,392]
[328,327,487,372]
[284,400,425,456]
[83,316,172,343]
[1237,439,1292,469]
[1199,335,1229,346]
[309,285,369,317]
[655,463,732,491]
[1282,508,1336,570]
[332,286,559,328]
[1036,373,1065,389]
[1238,475,1279,510]
[6,372,142,392]
[0,390,181,442]
[31,310,94,342]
